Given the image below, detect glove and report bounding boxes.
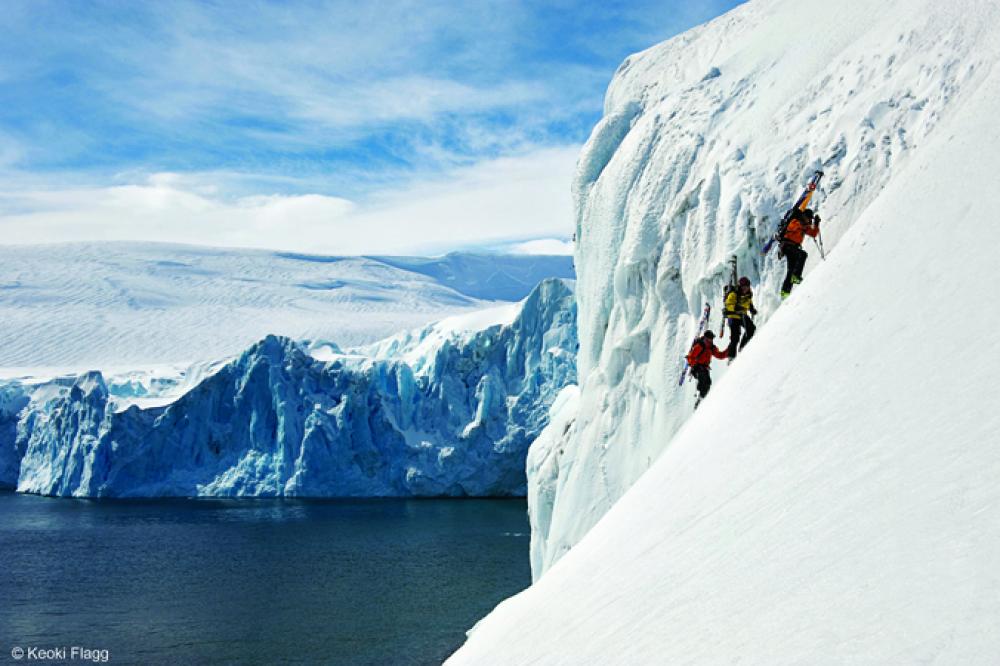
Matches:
[813,214,821,225]
[749,306,758,316]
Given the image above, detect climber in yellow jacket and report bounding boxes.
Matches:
[724,276,756,360]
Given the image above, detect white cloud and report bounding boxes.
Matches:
[75,1,572,147]
[291,76,550,128]
[504,238,574,255]
[0,145,579,255]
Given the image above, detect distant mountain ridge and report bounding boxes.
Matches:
[372,253,574,302]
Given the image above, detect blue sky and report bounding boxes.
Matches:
[0,0,743,254]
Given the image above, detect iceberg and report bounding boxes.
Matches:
[4,278,576,498]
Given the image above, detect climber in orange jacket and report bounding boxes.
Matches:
[686,330,728,401]
[780,208,820,298]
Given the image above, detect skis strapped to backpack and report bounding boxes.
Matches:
[761,170,824,255]
[719,255,737,337]
[678,303,711,386]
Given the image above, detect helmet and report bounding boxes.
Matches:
[704,330,715,339]
[803,208,815,218]
[738,276,751,287]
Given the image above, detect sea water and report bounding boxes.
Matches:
[0,491,530,665]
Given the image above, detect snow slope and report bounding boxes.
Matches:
[3,279,576,497]
[0,242,573,369]
[526,0,1000,579]
[449,0,1000,663]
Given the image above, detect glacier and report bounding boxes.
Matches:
[0,242,573,369]
[525,0,1000,579]
[449,0,1000,662]
[1,278,576,497]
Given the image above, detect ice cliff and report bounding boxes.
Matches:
[450,0,1000,662]
[526,0,999,579]
[1,278,576,497]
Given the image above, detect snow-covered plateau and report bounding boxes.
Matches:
[0,242,573,370]
[0,278,576,497]
[450,0,1000,662]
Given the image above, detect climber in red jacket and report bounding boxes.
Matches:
[686,330,728,401]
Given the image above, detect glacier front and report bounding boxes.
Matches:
[3,278,576,498]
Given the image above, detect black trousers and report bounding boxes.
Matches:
[781,241,808,293]
[726,315,756,358]
[690,364,712,398]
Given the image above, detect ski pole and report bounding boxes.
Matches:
[814,229,827,260]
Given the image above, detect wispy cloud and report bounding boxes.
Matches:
[0,0,744,252]
[2,1,582,169]
[0,145,578,254]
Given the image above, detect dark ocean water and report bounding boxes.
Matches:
[0,491,530,665]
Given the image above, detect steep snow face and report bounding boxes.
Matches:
[0,242,573,369]
[530,0,999,577]
[7,279,576,497]
[450,5,1000,662]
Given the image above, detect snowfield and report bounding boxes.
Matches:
[0,242,573,370]
[450,0,1000,662]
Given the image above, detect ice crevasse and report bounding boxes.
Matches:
[0,278,576,498]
